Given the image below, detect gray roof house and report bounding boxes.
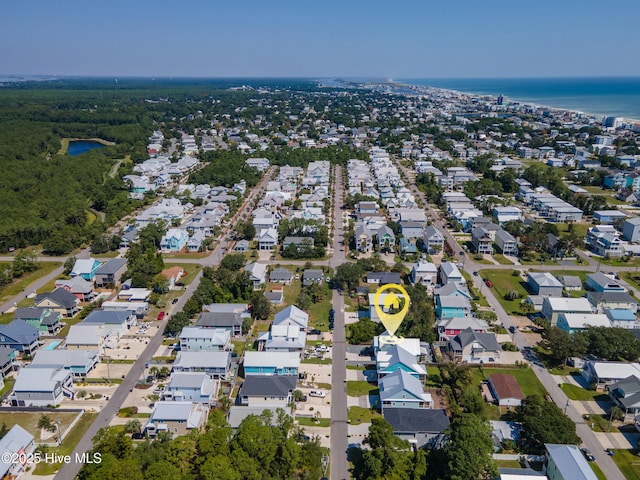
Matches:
[12,366,75,406]
[558,275,583,291]
[30,349,99,378]
[379,369,433,412]
[609,375,640,420]
[545,444,597,480]
[365,272,402,285]
[383,408,450,448]
[269,267,294,284]
[82,310,136,336]
[196,303,250,336]
[448,328,501,363]
[238,375,297,407]
[0,347,16,376]
[527,272,563,297]
[423,225,445,254]
[145,401,209,438]
[0,425,35,479]
[162,372,218,405]
[172,351,231,379]
[94,258,128,288]
[34,288,81,318]
[0,320,40,354]
[303,269,324,286]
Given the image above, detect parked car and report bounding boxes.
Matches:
[157,311,165,321]
[484,279,493,288]
[473,271,478,276]
[308,329,322,335]
[309,390,326,398]
[509,326,516,334]
[581,447,595,461]
[172,298,179,304]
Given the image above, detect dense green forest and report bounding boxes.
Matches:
[78,409,324,480]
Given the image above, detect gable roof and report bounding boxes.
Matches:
[269,267,293,281]
[14,366,70,393]
[35,288,78,309]
[379,369,430,402]
[83,310,131,325]
[95,258,127,275]
[71,258,101,276]
[528,272,562,288]
[488,373,525,400]
[0,425,34,477]
[450,327,500,352]
[0,320,39,345]
[545,444,597,480]
[274,305,309,329]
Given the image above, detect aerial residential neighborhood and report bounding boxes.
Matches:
[1,78,640,480]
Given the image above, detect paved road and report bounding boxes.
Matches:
[329,166,350,480]
[394,157,626,479]
[54,168,274,480]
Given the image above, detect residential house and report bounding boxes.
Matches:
[238,375,297,407]
[245,262,267,289]
[257,324,306,352]
[472,226,494,255]
[258,228,278,250]
[527,272,563,297]
[435,295,472,319]
[581,360,640,390]
[196,303,250,336]
[448,328,501,363]
[55,276,96,302]
[273,305,309,330]
[0,320,39,354]
[586,291,638,314]
[495,228,518,256]
[557,275,583,291]
[622,216,640,242]
[162,372,218,406]
[557,313,611,334]
[160,228,189,252]
[423,225,445,254]
[172,351,232,379]
[12,366,74,406]
[282,236,315,252]
[94,258,128,288]
[434,282,471,299]
[399,238,418,256]
[400,221,424,239]
[0,347,16,376]
[357,201,379,215]
[187,231,206,252]
[608,376,640,420]
[145,401,209,437]
[245,157,270,172]
[30,349,99,378]
[438,316,489,341]
[179,327,231,352]
[243,351,300,376]
[493,207,523,225]
[0,425,35,480]
[379,369,433,412]
[376,345,426,381]
[545,444,598,480]
[365,272,402,285]
[264,289,284,305]
[70,258,102,281]
[66,325,110,353]
[34,288,81,318]
[269,267,293,284]
[593,210,627,225]
[585,272,626,292]
[488,374,525,407]
[585,225,624,258]
[439,262,465,289]
[410,260,438,288]
[605,308,638,329]
[541,297,593,325]
[13,307,61,336]
[303,269,324,286]
[383,408,450,448]
[235,239,250,252]
[375,225,396,252]
[161,265,184,290]
[82,310,136,336]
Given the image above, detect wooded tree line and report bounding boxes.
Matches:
[78,409,324,480]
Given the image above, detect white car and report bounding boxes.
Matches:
[309,390,326,398]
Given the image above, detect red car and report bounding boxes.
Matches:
[157,311,165,321]
[484,279,493,288]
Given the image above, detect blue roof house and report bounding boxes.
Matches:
[160,228,189,252]
[0,320,40,354]
[70,258,102,281]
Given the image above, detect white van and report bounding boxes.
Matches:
[309,390,326,398]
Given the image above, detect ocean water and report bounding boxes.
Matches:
[401,77,640,121]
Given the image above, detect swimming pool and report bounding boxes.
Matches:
[44,340,61,350]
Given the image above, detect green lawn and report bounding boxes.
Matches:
[493,254,514,265]
[560,383,608,402]
[164,263,202,286]
[301,357,332,365]
[556,222,590,238]
[34,412,98,475]
[297,416,331,428]
[494,460,522,469]
[162,251,210,259]
[471,366,548,398]
[462,271,489,307]
[591,462,608,480]
[0,377,15,398]
[346,381,379,397]
[348,406,382,425]
[612,449,640,480]
[597,256,640,267]
[480,269,531,315]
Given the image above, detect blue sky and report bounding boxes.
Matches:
[1,0,638,78]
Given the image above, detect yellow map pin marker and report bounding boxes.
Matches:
[373,284,410,339]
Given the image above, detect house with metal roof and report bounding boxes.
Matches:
[382,408,450,448]
[438,315,489,341]
[145,401,209,437]
[376,345,426,381]
[243,351,300,376]
[172,351,231,379]
[439,262,465,289]
[379,369,433,412]
[269,267,293,284]
[527,272,563,297]
[257,324,306,352]
[0,425,35,479]
[70,258,102,281]
[196,303,250,336]
[245,262,267,289]
[423,225,445,254]
[541,297,593,325]
[238,375,297,408]
[55,276,96,302]
[557,275,582,291]
[0,347,16,376]
[605,308,638,329]
[545,444,597,480]
[410,260,437,288]
[66,324,110,353]
[608,375,640,420]
[162,372,218,405]
[31,349,99,378]
[581,360,640,390]
[12,365,75,406]
[436,295,472,320]
[585,272,626,293]
[0,320,40,354]
[94,257,128,288]
[179,327,231,352]
[273,305,309,331]
[586,291,637,314]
